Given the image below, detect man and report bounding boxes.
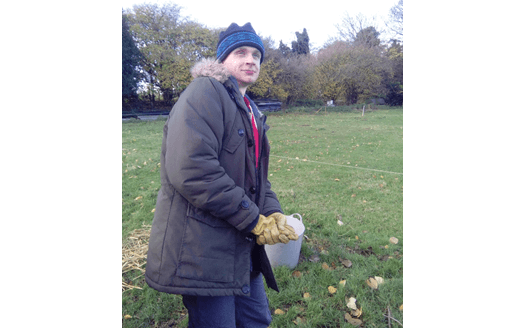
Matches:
[145,22,298,328]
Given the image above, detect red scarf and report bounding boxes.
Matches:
[243,96,260,168]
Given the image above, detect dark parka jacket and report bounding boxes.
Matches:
[145,58,282,297]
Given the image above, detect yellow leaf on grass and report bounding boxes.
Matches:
[346,297,357,310]
[303,292,310,298]
[344,313,362,326]
[293,316,304,325]
[322,263,330,270]
[399,304,403,311]
[124,315,132,320]
[274,309,285,315]
[328,286,337,294]
[374,276,384,285]
[335,178,340,181]
[341,259,353,268]
[389,237,399,244]
[366,277,379,290]
[339,280,346,287]
[292,270,302,278]
[134,196,143,201]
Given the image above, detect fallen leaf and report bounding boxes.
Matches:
[389,237,399,244]
[353,307,363,318]
[151,208,156,213]
[346,297,357,310]
[355,235,359,240]
[335,178,340,181]
[341,259,353,268]
[339,280,346,287]
[309,254,320,262]
[374,276,384,285]
[344,313,362,326]
[399,304,403,311]
[322,263,330,270]
[292,270,302,278]
[337,220,344,226]
[366,277,379,290]
[293,317,304,325]
[328,286,337,294]
[124,315,132,320]
[134,196,143,201]
[303,292,310,298]
[274,309,285,315]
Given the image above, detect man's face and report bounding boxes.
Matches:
[222,46,261,89]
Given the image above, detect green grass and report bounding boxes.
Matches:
[122,107,403,327]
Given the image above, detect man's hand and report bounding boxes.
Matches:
[266,212,299,242]
[251,215,282,245]
[251,213,299,245]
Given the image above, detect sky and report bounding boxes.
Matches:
[121,0,400,50]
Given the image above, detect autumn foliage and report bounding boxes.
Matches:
[123,3,403,110]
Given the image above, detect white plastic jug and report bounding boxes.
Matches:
[264,213,305,269]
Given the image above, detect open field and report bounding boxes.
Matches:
[122,107,403,327]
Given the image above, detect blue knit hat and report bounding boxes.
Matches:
[216,22,265,64]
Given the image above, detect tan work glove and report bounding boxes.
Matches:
[267,212,299,242]
[251,213,299,245]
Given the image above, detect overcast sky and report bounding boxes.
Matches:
[121,0,400,50]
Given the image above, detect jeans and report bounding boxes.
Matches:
[182,271,272,328]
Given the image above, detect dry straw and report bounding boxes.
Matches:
[122,224,151,292]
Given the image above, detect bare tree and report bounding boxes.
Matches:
[335,12,385,46]
[385,0,403,42]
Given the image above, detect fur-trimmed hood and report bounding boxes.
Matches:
[190,57,264,119]
[190,58,231,83]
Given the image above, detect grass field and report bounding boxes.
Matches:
[122,106,403,327]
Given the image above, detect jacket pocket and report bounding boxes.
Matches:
[176,204,236,282]
[223,121,245,154]
[186,203,234,228]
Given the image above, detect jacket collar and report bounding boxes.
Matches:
[190,58,263,119]
[190,57,231,83]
